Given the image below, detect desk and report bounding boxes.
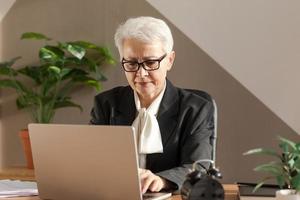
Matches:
[0,168,239,200]
[240,198,274,200]
[0,167,35,181]
[0,195,275,200]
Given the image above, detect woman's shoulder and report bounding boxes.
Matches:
[174,87,215,119]
[94,85,132,101]
[176,87,213,105]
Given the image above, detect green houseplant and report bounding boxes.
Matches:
[0,32,115,168]
[0,32,115,123]
[244,136,300,199]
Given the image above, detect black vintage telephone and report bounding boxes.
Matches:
[181,159,224,200]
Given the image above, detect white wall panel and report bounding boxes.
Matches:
[147,0,300,133]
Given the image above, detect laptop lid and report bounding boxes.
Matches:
[29,124,142,200]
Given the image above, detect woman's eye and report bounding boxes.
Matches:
[126,62,137,67]
[145,61,157,67]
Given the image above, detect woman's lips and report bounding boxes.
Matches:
[135,81,151,86]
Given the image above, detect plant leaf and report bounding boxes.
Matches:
[16,87,39,104]
[18,66,43,84]
[81,57,97,72]
[291,173,300,191]
[0,66,17,76]
[48,66,61,74]
[1,76,35,95]
[243,148,281,158]
[54,99,83,111]
[252,176,274,193]
[59,42,85,59]
[16,93,39,110]
[278,136,297,151]
[254,163,283,176]
[61,68,88,80]
[294,158,300,169]
[253,182,265,193]
[85,79,101,91]
[295,143,300,152]
[39,46,64,63]
[72,75,101,91]
[71,41,116,64]
[0,57,21,77]
[0,79,19,90]
[21,32,51,40]
[95,46,116,64]
[60,68,72,79]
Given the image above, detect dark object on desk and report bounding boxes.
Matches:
[181,160,224,200]
[237,182,279,197]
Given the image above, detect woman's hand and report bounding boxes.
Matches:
[138,168,168,194]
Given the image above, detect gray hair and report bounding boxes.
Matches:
[114,16,173,59]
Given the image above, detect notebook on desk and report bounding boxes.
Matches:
[28,124,171,200]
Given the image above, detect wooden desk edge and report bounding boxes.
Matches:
[0,168,240,200]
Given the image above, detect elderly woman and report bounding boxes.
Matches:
[90,16,214,193]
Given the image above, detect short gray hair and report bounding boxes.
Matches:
[114,16,173,59]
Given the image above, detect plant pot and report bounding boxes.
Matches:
[276,190,300,200]
[19,129,34,169]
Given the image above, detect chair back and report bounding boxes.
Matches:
[185,89,218,166]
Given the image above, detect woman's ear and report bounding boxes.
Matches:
[166,51,175,71]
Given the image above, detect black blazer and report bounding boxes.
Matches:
[90,80,214,189]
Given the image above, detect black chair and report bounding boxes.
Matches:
[185,89,218,167]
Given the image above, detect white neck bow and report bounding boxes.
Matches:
[132,83,166,155]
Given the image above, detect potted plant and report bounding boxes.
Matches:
[0,32,115,168]
[244,136,300,200]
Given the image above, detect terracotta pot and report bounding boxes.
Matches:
[19,129,34,169]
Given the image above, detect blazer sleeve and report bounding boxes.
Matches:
[90,94,111,125]
[156,100,214,189]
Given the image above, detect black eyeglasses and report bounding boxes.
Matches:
[121,54,167,72]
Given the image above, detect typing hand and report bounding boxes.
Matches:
[138,168,167,194]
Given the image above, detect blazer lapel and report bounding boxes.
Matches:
[157,80,179,146]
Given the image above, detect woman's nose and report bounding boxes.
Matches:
[137,66,148,77]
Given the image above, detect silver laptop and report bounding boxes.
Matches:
[28,124,171,200]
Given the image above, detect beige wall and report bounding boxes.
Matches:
[147,0,300,134]
[1,0,298,183]
[0,20,3,167]
[0,20,2,60]
[0,0,15,21]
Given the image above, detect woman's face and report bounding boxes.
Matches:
[122,38,175,103]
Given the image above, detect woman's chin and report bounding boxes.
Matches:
[136,85,155,96]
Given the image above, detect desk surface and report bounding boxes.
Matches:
[0,197,275,200]
[240,198,274,200]
[0,167,35,181]
[0,167,240,200]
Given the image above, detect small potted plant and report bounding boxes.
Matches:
[0,32,115,168]
[244,136,300,200]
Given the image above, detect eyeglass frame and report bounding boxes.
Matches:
[121,53,167,72]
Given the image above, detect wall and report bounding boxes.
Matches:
[0,0,15,21]
[0,0,297,183]
[147,0,300,134]
[0,20,3,168]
